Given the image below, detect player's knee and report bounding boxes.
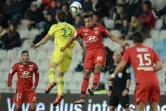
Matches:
[29,104,36,110]
[109,106,116,111]
[95,63,102,70]
[150,103,158,111]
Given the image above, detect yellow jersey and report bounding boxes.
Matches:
[48,22,76,49]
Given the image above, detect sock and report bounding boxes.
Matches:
[80,75,90,98]
[48,68,55,83]
[57,77,64,95]
[28,109,35,111]
[92,72,100,90]
[15,109,21,111]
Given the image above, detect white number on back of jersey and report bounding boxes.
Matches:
[137,54,151,66]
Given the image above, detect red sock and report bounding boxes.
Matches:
[28,109,35,111]
[80,76,90,98]
[92,72,100,90]
[15,109,21,111]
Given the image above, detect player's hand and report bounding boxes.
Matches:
[33,43,40,49]
[60,47,66,52]
[108,90,112,97]
[8,86,12,92]
[31,85,37,90]
[122,89,129,96]
[122,41,130,47]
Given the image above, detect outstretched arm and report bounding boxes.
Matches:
[108,34,130,47]
[34,34,51,48]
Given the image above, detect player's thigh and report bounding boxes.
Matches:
[149,84,160,103]
[50,50,63,65]
[94,50,106,67]
[135,84,149,105]
[26,90,36,104]
[119,94,130,108]
[13,90,25,105]
[58,55,72,73]
[109,96,119,107]
[150,102,158,111]
[109,106,117,111]
[84,51,94,69]
[136,102,146,111]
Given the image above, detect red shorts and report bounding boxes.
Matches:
[84,49,106,69]
[134,82,160,105]
[13,89,36,105]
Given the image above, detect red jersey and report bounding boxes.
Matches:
[123,45,160,84]
[76,24,110,50]
[8,62,39,91]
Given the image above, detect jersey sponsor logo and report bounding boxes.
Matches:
[97,56,102,60]
[87,36,98,43]
[18,65,23,68]
[126,68,130,73]
[118,73,122,78]
[29,65,33,67]
[20,71,31,78]
[83,29,88,32]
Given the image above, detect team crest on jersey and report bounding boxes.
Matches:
[94,27,98,30]
[29,65,33,67]
[118,73,122,78]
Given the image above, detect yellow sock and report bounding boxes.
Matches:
[57,77,64,95]
[48,68,55,83]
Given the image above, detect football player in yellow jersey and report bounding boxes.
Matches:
[34,10,86,106]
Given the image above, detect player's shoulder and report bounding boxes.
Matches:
[50,24,57,28]
[13,62,23,68]
[29,61,38,66]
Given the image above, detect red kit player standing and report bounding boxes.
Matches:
[61,14,130,104]
[8,50,39,111]
[108,32,163,111]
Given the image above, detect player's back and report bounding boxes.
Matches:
[49,22,76,49]
[125,45,160,84]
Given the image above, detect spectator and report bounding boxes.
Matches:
[27,4,45,30]
[3,0,13,24]
[61,3,73,24]
[29,13,55,47]
[94,82,107,94]
[48,0,59,18]
[155,5,166,30]
[73,14,83,29]
[42,0,52,9]
[91,0,109,18]
[139,1,155,30]
[0,9,6,27]
[128,16,150,39]
[82,0,93,12]
[92,13,105,26]
[114,5,128,30]
[119,19,129,40]
[3,24,21,50]
[0,25,6,49]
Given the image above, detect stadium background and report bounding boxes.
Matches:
[0,0,166,111]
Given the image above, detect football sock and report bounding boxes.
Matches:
[57,77,64,95]
[80,75,90,98]
[92,72,100,90]
[48,68,55,83]
[28,109,35,111]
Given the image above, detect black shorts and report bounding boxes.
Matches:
[109,89,129,108]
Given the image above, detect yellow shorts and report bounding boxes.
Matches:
[50,48,72,73]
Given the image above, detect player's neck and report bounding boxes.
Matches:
[134,43,143,46]
[22,61,29,65]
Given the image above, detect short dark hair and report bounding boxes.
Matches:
[56,10,67,22]
[143,1,151,9]
[21,50,29,55]
[83,14,92,19]
[132,32,144,43]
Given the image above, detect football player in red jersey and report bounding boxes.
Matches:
[108,32,163,111]
[8,50,39,111]
[61,14,130,104]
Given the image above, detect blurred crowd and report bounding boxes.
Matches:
[0,0,166,50]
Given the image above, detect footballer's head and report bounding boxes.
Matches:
[21,50,29,63]
[56,10,67,22]
[83,14,94,28]
[113,51,121,63]
[132,31,145,44]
